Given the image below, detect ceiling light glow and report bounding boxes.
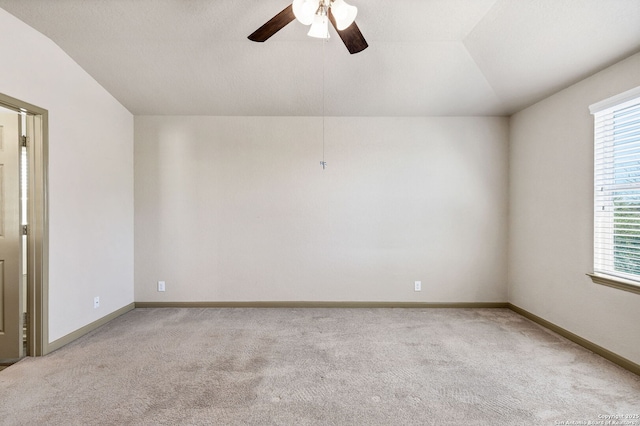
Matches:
[293,0,320,25]
[307,13,330,38]
[331,0,357,30]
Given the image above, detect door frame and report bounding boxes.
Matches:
[0,92,48,357]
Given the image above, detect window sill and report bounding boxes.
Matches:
[587,273,640,295]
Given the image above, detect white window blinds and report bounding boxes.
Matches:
[591,87,640,283]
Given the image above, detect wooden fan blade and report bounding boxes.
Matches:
[328,11,368,54]
[248,4,296,42]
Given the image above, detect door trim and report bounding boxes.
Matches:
[0,92,48,357]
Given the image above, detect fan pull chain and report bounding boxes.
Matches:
[320,34,327,170]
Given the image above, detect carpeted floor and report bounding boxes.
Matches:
[0,308,638,425]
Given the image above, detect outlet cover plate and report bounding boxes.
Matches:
[414,281,421,292]
[158,281,166,292]
[94,296,100,308]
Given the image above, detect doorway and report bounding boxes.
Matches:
[0,93,48,363]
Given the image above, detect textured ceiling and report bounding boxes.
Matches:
[0,0,639,116]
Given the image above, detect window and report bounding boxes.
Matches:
[589,86,640,294]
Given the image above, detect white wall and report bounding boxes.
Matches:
[509,52,640,364]
[0,8,134,342]
[135,116,509,303]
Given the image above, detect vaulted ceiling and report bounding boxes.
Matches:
[0,0,639,116]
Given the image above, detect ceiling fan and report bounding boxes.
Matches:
[248,0,368,54]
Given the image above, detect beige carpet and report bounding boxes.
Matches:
[0,308,638,425]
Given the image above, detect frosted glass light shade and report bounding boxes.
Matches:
[293,0,319,25]
[307,14,330,38]
[331,0,357,30]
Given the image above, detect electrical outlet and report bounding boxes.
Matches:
[158,281,166,292]
[414,281,422,292]
[94,296,100,309]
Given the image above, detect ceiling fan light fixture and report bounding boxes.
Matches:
[307,13,330,38]
[330,0,357,30]
[248,0,368,54]
[293,0,319,25]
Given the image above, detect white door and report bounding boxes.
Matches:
[0,110,23,361]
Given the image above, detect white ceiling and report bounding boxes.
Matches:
[0,0,639,116]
